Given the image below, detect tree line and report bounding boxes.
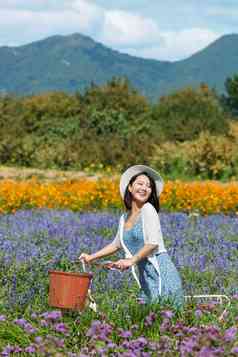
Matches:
[0,75,237,177]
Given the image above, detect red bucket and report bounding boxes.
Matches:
[49,270,93,311]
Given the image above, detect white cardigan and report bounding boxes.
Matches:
[112,202,167,291]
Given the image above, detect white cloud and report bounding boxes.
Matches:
[119,28,221,61]
[0,1,105,46]
[162,28,221,60]
[0,10,79,45]
[0,3,164,51]
[71,0,105,32]
[100,10,163,47]
[0,1,226,61]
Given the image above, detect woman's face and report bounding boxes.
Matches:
[128,174,152,205]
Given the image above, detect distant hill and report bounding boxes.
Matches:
[1,32,238,100]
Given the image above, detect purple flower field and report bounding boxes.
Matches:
[0,209,237,356]
[0,210,237,296]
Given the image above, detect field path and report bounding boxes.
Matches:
[0,166,103,181]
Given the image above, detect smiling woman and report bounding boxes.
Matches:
[79,164,184,308]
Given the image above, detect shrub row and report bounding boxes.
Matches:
[151,122,238,180]
[0,81,232,173]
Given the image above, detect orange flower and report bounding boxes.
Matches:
[0,178,238,215]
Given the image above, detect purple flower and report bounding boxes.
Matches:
[97,348,107,355]
[172,321,186,335]
[30,312,38,319]
[86,320,112,341]
[107,342,117,349]
[195,309,203,318]
[41,310,62,321]
[120,353,137,357]
[161,310,174,319]
[14,318,28,327]
[137,298,146,305]
[130,336,148,349]
[0,209,237,308]
[121,340,130,349]
[231,346,238,354]
[0,315,6,322]
[34,336,43,344]
[198,346,224,357]
[25,345,36,353]
[148,341,160,351]
[13,318,37,334]
[160,318,171,333]
[144,312,157,327]
[40,319,49,327]
[54,338,65,348]
[86,320,99,337]
[157,335,172,353]
[187,326,200,334]
[180,336,198,355]
[13,347,22,353]
[24,324,37,334]
[224,327,237,342]
[97,332,108,342]
[1,345,15,356]
[118,329,132,339]
[213,347,224,355]
[203,325,221,342]
[54,322,69,334]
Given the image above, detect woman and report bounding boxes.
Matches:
[79,165,184,308]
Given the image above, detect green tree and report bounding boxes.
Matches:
[80,77,150,135]
[223,74,238,116]
[151,84,229,142]
[20,92,81,135]
[0,95,25,139]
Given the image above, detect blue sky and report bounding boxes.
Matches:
[0,0,237,61]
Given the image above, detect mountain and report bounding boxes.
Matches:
[0,33,238,100]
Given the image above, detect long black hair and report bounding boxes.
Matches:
[123,171,160,212]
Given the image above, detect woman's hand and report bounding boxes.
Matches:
[78,253,94,264]
[113,258,134,271]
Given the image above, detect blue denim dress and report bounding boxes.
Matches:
[123,214,184,308]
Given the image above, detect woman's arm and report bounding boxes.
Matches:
[113,244,158,271]
[131,244,158,264]
[79,242,120,264]
[79,217,122,264]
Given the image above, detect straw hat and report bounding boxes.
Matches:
[119,165,164,199]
